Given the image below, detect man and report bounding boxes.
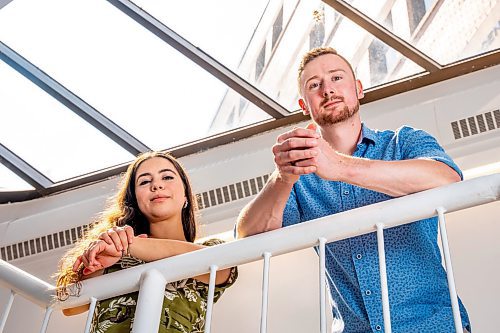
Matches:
[236,47,470,333]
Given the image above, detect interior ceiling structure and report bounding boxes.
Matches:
[0,0,499,203]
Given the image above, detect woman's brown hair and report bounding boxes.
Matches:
[55,151,197,299]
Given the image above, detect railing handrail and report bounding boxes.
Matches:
[1,174,499,310]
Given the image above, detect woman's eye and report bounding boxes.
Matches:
[163,175,174,180]
[139,180,150,186]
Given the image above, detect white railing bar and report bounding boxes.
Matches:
[319,238,327,333]
[83,297,98,333]
[131,269,166,333]
[0,290,15,333]
[0,260,54,307]
[39,306,53,333]
[376,223,392,333]
[260,252,272,333]
[437,207,463,332]
[204,265,218,333]
[0,175,497,310]
[56,174,500,309]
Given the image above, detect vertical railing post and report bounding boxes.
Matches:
[39,306,53,333]
[83,297,98,333]
[0,290,15,333]
[436,207,463,332]
[131,269,166,333]
[318,238,327,333]
[204,265,218,333]
[260,252,272,333]
[376,223,392,333]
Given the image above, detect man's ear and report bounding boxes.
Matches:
[298,99,309,115]
[355,80,364,99]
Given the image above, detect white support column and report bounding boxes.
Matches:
[260,252,272,333]
[0,290,15,333]
[376,223,392,333]
[436,207,463,332]
[318,238,328,333]
[39,306,53,333]
[84,297,98,333]
[132,269,166,333]
[204,265,218,333]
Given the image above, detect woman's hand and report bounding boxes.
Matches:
[72,240,122,276]
[98,225,147,255]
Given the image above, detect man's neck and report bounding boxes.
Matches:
[319,116,362,155]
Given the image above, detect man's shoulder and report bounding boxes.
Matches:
[367,124,431,142]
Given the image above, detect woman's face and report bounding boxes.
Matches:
[134,157,186,223]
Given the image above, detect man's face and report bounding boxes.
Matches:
[299,54,363,126]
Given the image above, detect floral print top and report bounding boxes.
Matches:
[90,239,237,333]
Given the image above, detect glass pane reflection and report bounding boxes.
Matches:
[348,0,500,65]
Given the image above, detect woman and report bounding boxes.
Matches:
[56,151,237,333]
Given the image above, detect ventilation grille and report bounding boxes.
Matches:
[0,224,91,262]
[451,109,500,140]
[0,173,272,261]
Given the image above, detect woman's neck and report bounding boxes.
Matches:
[149,217,186,241]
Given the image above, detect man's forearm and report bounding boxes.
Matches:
[236,170,295,238]
[337,157,461,197]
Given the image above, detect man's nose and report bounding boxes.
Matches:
[322,83,335,98]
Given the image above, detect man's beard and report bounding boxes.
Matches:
[315,98,359,126]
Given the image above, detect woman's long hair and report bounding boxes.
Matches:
[55,151,198,299]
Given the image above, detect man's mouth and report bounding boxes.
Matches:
[322,98,343,109]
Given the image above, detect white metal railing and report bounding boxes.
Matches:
[1,174,499,333]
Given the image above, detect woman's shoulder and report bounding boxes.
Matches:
[198,238,225,247]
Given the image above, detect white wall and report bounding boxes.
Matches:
[1,64,499,332]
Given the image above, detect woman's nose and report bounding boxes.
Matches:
[152,183,164,191]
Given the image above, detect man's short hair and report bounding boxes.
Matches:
[297,47,356,95]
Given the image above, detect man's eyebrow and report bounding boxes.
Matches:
[304,69,347,85]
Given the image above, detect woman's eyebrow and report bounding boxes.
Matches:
[158,168,177,175]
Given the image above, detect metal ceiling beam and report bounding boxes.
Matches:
[107,0,289,119]
[0,42,150,156]
[0,143,53,191]
[323,0,442,72]
[0,0,14,10]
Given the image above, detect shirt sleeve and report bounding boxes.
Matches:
[282,186,301,227]
[397,126,463,180]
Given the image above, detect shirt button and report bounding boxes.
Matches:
[375,325,382,330]
[356,254,362,260]
[365,290,372,296]
[343,190,349,195]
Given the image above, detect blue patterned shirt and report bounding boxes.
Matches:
[283,124,470,333]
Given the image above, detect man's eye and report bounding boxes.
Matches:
[333,76,342,81]
[309,82,320,90]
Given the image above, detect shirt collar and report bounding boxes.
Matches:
[359,122,377,145]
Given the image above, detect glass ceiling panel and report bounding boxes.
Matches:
[0,60,134,183]
[321,2,424,88]
[349,0,500,65]
[0,163,34,192]
[0,0,272,151]
[134,0,424,113]
[133,0,285,108]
